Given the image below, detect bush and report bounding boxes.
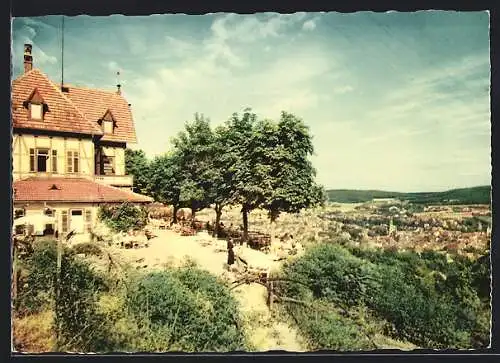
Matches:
[125,267,247,352]
[280,243,490,349]
[352,247,490,348]
[55,254,112,352]
[71,242,103,256]
[282,244,381,307]
[14,239,59,316]
[14,240,117,352]
[371,264,472,348]
[98,202,148,233]
[286,301,372,351]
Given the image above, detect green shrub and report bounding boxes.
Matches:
[14,240,117,352]
[285,300,373,351]
[371,264,471,348]
[126,267,247,352]
[14,239,59,316]
[470,253,491,302]
[282,244,381,307]
[98,202,148,233]
[71,242,103,257]
[280,243,490,349]
[55,255,113,352]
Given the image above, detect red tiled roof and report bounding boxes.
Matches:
[14,177,153,203]
[11,69,138,143]
[11,69,103,136]
[64,86,138,143]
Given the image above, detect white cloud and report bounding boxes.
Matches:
[365,54,490,137]
[302,19,317,31]
[16,17,56,31]
[22,25,37,38]
[165,35,196,57]
[332,85,354,94]
[14,13,487,191]
[210,13,307,43]
[106,61,121,72]
[13,20,58,66]
[306,50,490,191]
[121,14,340,156]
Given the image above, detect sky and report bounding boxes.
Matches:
[11,11,491,192]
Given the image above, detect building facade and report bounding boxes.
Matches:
[12,43,152,236]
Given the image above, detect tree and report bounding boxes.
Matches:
[125,149,151,195]
[222,109,262,241]
[208,125,239,237]
[148,151,184,224]
[171,113,214,222]
[260,112,326,223]
[218,109,325,241]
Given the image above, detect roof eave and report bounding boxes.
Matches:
[14,198,153,203]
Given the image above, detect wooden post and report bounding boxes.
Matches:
[267,280,274,311]
[12,237,17,301]
[55,231,63,347]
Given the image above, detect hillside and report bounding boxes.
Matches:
[326,185,491,205]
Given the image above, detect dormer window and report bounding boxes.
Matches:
[24,88,47,121]
[99,109,116,134]
[103,120,113,134]
[30,103,43,120]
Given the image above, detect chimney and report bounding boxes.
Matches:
[23,44,33,73]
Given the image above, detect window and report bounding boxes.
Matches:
[14,208,25,219]
[61,210,68,233]
[29,149,35,172]
[85,210,92,232]
[15,225,25,235]
[66,151,79,173]
[103,120,113,134]
[102,155,115,175]
[29,148,49,172]
[52,150,58,173]
[30,103,43,120]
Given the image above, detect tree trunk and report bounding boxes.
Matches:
[191,208,196,227]
[269,209,279,247]
[270,209,279,223]
[172,204,179,224]
[242,205,249,242]
[214,204,222,238]
[270,220,277,248]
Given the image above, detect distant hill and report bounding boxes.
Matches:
[326,185,491,205]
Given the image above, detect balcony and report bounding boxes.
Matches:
[94,174,133,188]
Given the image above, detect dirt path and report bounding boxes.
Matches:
[110,229,308,352]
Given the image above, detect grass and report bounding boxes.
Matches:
[12,310,56,352]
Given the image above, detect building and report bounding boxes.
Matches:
[12,43,152,236]
[371,198,398,204]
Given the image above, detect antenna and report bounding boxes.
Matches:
[116,71,121,94]
[61,16,65,90]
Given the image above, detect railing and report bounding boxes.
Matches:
[13,172,134,188]
[93,174,133,187]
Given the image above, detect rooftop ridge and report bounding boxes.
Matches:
[12,68,137,143]
[11,68,40,84]
[61,83,123,95]
[38,70,103,135]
